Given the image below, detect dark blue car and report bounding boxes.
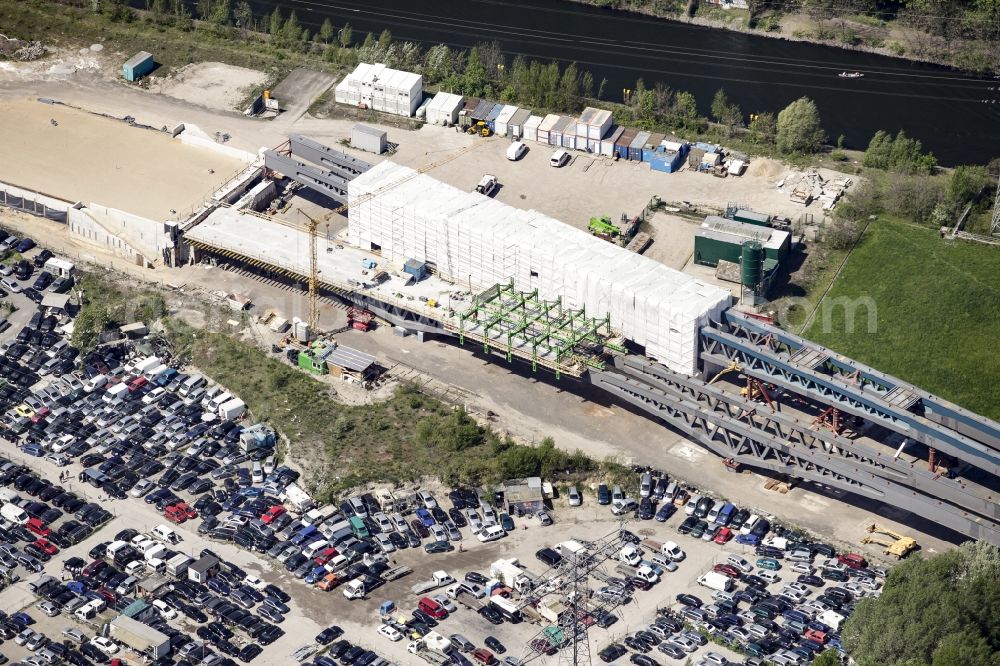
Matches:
[15,238,35,253]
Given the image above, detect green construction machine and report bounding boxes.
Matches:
[588,214,640,246]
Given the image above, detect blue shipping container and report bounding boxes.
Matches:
[642,146,663,162]
[122,51,155,82]
[628,131,650,161]
[485,104,503,132]
[650,151,684,173]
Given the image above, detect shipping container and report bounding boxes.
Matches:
[629,131,651,161]
[537,114,560,144]
[122,51,155,82]
[426,92,464,125]
[523,115,543,143]
[562,132,577,150]
[550,117,572,146]
[351,124,387,155]
[471,99,497,123]
[641,132,666,162]
[494,105,519,137]
[587,107,613,140]
[601,126,624,156]
[484,104,504,133]
[614,128,638,159]
[508,108,532,139]
[650,150,684,173]
[575,107,596,138]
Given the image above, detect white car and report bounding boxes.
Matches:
[684,495,702,516]
[244,575,267,592]
[376,534,395,553]
[418,491,437,509]
[62,627,87,644]
[430,525,448,543]
[477,525,506,543]
[91,636,120,655]
[152,599,177,619]
[374,513,394,533]
[378,624,403,642]
[130,479,155,497]
[506,141,528,161]
[431,594,457,613]
[567,486,581,506]
[611,498,637,515]
[390,513,408,532]
[549,149,569,167]
[726,554,753,573]
[790,561,814,575]
[661,541,686,562]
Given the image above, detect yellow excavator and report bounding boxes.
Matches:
[860,523,918,559]
[467,120,491,137]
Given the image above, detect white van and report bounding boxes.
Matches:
[104,383,129,403]
[0,502,29,525]
[85,374,109,392]
[178,374,206,397]
[252,461,264,484]
[208,392,233,413]
[549,150,569,167]
[146,558,167,575]
[506,141,527,161]
[152,524,181,544]
[302,539,330,559]
[145,363,170,381]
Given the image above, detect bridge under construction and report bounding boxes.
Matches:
[184,152,1000,546]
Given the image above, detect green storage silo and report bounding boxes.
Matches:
[741,240,764,294]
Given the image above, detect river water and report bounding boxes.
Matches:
[211,0,998,164]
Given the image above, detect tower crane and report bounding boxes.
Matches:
[277,140,488,335]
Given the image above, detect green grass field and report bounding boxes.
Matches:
[804,218,1000,420]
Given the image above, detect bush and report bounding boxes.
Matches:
[862,130,937,175]
[776,97,826,154]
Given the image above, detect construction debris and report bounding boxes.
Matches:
[778,170,853,209]
[0,34,45,61]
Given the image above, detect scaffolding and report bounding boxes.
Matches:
[451,280,626,378]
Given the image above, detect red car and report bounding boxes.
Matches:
[713,527,734,544]
[30,407,50,424]
[33,538,58,555]
[417,597,447,620]
[26,517,50,537]
[172,501,197,520]
[314,547,338,566]
[713,563,742,578]
[82,559,107,577]
[836,553,867,570]
[164,505,187,524]
[261,505,286,524]
[128,376,149,392]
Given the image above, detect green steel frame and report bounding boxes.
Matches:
[456,280,626,377]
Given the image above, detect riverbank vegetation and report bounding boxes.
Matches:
[567,0,999,74]
[841,540,1000,666]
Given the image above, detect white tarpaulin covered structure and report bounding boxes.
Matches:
[348,161,730,375]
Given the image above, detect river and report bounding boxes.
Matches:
[209,0,998,165]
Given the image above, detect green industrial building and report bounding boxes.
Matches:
[694,216,790,267]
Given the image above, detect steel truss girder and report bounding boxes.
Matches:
[618,356,999,524]
[590,369,1000,545]
[700,327,1000,477]
[725,311,1000,450]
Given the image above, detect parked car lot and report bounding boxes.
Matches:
[0,237,882,666]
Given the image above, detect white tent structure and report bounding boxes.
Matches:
[348,162,730,375]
